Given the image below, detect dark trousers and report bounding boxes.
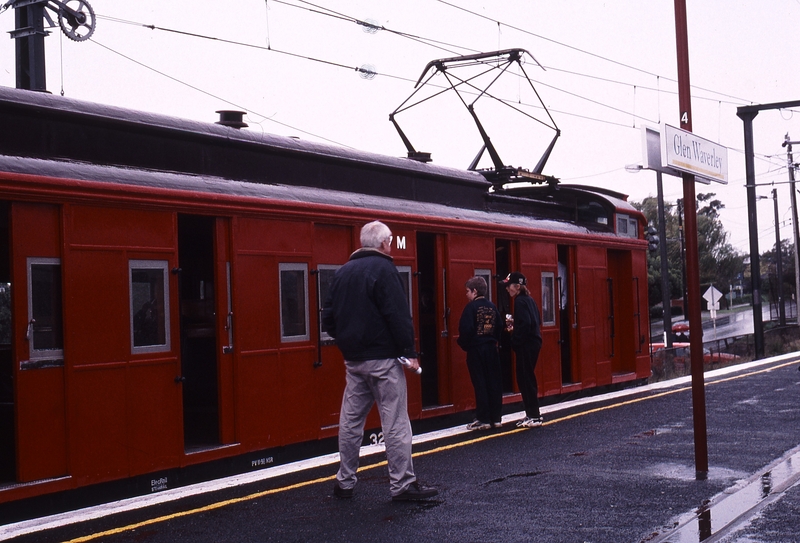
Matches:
[465,342,503,424]
[514,340,541,418]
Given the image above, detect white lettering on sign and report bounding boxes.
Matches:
[151,476,168,492]
[396,236,406,250]
[661,123,728,184]
[251,456,274,468]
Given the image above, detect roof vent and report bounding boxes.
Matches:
[406,151,432,163]
[216,110,248,129]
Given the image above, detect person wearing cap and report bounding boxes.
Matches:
[322,220,438,502]
[502,272,544,428]
[457,276,503,430]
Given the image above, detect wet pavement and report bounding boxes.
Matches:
[3,353,800,543]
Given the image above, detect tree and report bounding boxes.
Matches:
[633,192,745,312]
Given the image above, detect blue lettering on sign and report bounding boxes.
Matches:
[692,141,722,171]
[672,134,723,173]
[672,134,692,159]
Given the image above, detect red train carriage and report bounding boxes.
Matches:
[0,86,649,510]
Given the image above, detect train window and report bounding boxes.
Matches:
[129,260,170,354]
[616,214,638,238]
[317,264,340,343]
[396,265,413,317]
[474,268,492,302]
[279,263,309,342]
[541,272,555,326]
[26,258,64,364]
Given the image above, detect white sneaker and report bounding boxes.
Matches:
[466,420,491,431]
[521,417,543,428]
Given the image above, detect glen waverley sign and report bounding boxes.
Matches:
[660,123,728,184]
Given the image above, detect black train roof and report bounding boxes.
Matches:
[0,86,636,232]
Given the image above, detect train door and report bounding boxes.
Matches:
[312,224,353,436]
[558,245,578,384]
[494,239,517,392]
[8,203,66,483]
[416,232,450,408]
[0,202,12,483]
[607,249,636,375]
[177,214,225,450]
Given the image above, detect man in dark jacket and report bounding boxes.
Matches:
[457,276,503,430]
[322,220,437,502]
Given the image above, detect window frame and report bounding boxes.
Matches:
[474,268,493,302]
[26,257,64,363]
[129,259,171,355]
[279,262,310,343]
[396,265,413,318]
[541,272,556,326]
[316,264,341,344]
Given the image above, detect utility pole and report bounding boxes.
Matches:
[782,135,800,324]
[673,0,708,480]
[738,101,800,357]
[773,188,786,326]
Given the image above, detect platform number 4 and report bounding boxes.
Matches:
[681,112,689,124]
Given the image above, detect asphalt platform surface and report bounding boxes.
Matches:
[4,353,800,543]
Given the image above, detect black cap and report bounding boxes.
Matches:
[501,272,526,286]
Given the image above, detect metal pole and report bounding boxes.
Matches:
[657,172,672,347]
[783,136,800,324]
[738,110,765,359]
[674,0,708,480]
[13,1,48,91]
[773,188,786,326]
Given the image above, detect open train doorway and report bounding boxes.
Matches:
[416,232,449,408]
[494,239,515,393]
[0,202,13,482]
[178,215,220,450]
[558,245,576,385]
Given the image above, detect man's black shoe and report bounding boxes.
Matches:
[333,483,353,499]
[392,481,438,501]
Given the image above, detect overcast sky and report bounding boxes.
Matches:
[2,0,800,257]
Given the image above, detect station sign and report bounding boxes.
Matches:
[660,124,728,184]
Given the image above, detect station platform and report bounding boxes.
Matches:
[3,353,800,543]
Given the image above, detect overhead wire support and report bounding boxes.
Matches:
[391,48,560,180]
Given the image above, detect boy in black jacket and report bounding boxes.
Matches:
[457,276,503,430]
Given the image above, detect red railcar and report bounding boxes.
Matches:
[0,86,650,509]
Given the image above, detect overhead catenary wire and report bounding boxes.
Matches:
[93,4,789,179]
[90,38,355,148]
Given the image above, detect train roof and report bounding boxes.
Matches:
[0,154,631,241]
[0,85,641,232]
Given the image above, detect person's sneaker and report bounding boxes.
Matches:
[515,417,532,427]
[466,420,491,431]
[521,416,544,428]
[333,482,354,499]
[492,420,503,428]
[392,481,438,501]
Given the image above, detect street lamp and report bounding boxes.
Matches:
[626,164,672,347]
